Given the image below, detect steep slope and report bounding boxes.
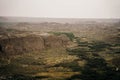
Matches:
[0,33,70,56]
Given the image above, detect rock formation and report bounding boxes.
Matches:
[0,33,70,56]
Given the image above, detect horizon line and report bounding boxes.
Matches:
[0,16,120,19]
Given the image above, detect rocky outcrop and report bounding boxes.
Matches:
[0,34,70,56]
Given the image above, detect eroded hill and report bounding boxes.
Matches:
[0,31,71,56]
[0,18,120,80]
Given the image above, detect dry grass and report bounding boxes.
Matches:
[33,72,80,78]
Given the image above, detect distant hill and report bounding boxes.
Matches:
[0,16,120,42]
[0,16,120,24]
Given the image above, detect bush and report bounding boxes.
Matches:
[88,41,111,52]
[86,57,107,69]
[50,32,75,41]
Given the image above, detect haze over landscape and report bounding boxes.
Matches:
[0,0,120,18]
[0,0,120,80]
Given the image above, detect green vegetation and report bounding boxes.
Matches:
[0,32,120,80]
[50,32,75,41]
[76,38,89,46]
[65,36,120,80]
[88,41,111,52]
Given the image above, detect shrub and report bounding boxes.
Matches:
[88,41,111,52]
[50,32,75,41]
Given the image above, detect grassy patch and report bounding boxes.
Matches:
[49,32,75,41]
[88,41,111,52]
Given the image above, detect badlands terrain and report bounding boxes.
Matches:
[0,17,120,80]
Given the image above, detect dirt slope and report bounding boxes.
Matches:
[0,33,70,56]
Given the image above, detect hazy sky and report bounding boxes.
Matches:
[0,0,120,18]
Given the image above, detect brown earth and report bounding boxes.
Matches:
[0,33,70,56]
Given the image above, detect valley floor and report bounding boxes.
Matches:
[0,34,120,80]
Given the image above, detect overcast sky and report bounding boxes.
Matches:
[0,0,120,18]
